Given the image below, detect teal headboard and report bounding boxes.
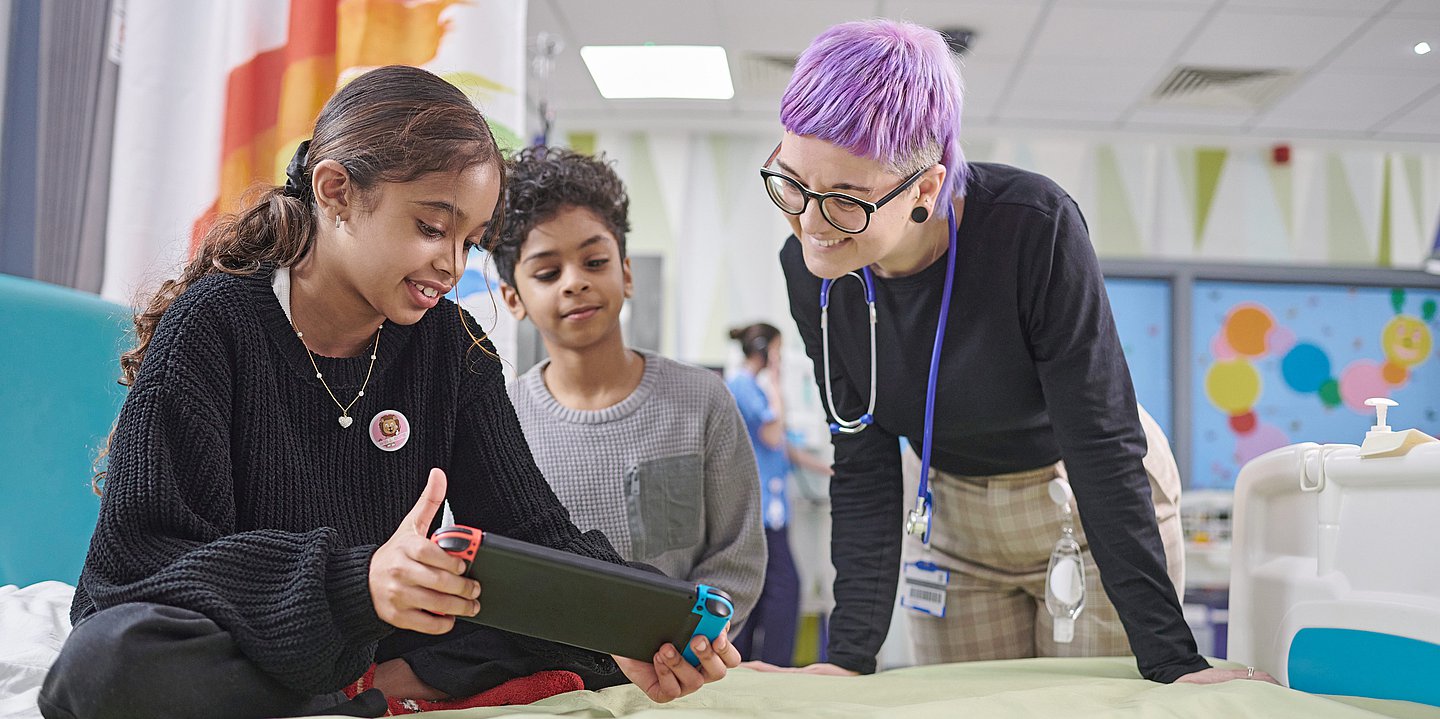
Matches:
[0,274,129,586]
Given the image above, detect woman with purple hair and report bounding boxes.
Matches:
[755,19,1268,686]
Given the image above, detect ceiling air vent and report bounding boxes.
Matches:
[737,53,797,95]
[1148,66,1298,110]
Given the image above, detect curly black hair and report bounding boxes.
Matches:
[491,146,631,287]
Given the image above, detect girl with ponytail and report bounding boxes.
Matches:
[42,66,735,719]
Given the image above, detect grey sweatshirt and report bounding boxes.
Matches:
[508,350,766,624]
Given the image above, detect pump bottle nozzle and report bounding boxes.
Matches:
[1365,397,1398,433]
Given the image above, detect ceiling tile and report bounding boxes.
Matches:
[1391,0,1440,19]
[879,0,1046,61]
[1328,14,1440,73]
[547,0,724,45]
[718,0,881,54]
[1180,9,1370,69]
[1222,0,1387,13]
[1049,0,1215,7]
[1002,62,1160,122]
[1371,86,1440,136]
[1252,71,1440,133]
[1029,5,1210,63]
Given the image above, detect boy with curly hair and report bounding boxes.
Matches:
[494,146,765,625]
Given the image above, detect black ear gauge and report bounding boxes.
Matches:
[911,206,931,223]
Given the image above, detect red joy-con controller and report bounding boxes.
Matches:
[431,525,483,568]
[425,525,483,618]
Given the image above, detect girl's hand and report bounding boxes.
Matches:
[613,629,741,703]
[369,468,481,633]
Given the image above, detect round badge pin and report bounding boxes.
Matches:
[369,410,411,452]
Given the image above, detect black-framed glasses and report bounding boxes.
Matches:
[760,143,928,234]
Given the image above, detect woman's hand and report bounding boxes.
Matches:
[741,661,857,676]
[1175,666,1279,685]
[369,468,481,634]
[765,344,783,378]
[613,629,742,703]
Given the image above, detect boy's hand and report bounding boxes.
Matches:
[613,629,741,703]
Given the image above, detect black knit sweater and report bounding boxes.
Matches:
[73,268,624,694]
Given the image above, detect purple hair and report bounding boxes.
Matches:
[780,19,968,201]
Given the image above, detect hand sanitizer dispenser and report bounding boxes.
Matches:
[1359,397,1437,458]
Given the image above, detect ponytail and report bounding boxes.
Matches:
[730,323,781,359]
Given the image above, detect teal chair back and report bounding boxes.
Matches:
[0,274,129,586]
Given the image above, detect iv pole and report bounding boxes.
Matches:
[529,31,562,147]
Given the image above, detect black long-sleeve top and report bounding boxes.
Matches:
[781,162,1208,683]
[72,268,625,694]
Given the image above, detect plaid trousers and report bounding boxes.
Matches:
[900,405,1184,662]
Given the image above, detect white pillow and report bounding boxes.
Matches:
[0,582,75,719]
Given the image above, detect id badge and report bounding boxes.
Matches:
[900,561,949,617]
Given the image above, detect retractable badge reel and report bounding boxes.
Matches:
[1045,478,1086,644]
[905,491,933,544]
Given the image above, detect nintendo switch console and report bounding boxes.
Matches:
[431,524,733,666]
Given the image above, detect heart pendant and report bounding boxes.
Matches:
[338,415,354,428]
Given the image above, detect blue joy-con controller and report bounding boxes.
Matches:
[681,585,734,666]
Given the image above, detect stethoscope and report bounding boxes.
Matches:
[820,207,959,545]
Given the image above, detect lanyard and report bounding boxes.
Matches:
[819,208,959,544]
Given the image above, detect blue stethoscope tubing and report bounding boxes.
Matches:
[819,207,959,545]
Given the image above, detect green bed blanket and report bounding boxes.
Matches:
[315,657,1440,718]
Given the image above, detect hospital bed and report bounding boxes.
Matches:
[306,658,1439,719]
